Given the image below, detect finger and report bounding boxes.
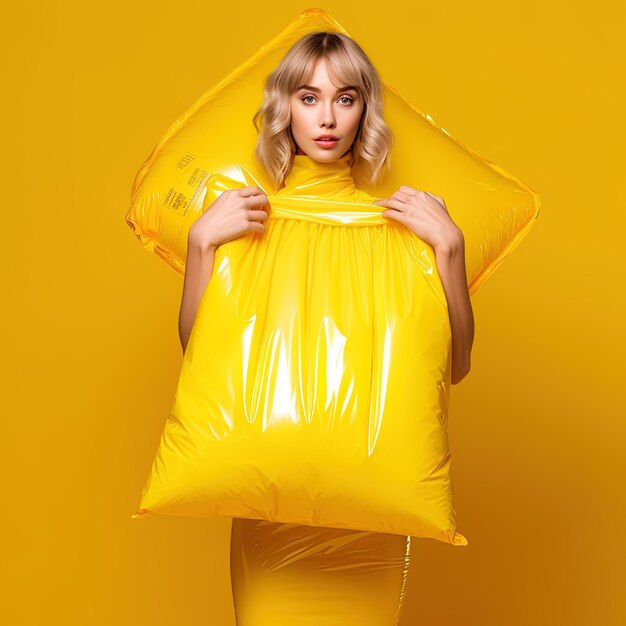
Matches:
[247,209,269,221]
[239,186,266,198]
[389,189,413,203]
[424,191,447,209]
[245,194,270,209]
[375,197,406,212]
[381,208,406,222]
[398,185,420,196]
[248,222,265,233]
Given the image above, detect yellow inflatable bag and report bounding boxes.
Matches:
[129,9,541,546]
[133,152,466,545]
[125,8,540,295]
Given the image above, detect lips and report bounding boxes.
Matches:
[314,136,339,150]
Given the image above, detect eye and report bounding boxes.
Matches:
[300,94,356,105]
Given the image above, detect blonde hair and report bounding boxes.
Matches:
[252,31,394,189]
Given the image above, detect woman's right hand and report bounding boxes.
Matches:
[188,186,270,251]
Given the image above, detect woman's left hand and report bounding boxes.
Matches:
[374,186,462,252]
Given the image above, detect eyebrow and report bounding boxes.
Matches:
[297,84,358,94]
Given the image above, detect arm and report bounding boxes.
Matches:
[177,185,271,353]
[373,188,474,384]
[178,235,217,354]
[434,231,475,385]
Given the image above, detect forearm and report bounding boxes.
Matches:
[435,232,475,384]
[178,240,216,354]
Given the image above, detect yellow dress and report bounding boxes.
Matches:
[229,151,412,626]
[230,517,411,626]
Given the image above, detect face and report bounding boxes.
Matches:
[289,57,365,161]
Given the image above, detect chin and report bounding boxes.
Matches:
[312,145,342,155]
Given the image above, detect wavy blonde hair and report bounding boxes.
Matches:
[252,31,394,189]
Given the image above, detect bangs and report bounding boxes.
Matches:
[290,44,368,100]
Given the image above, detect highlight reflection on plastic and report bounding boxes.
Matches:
[133,152,467,547]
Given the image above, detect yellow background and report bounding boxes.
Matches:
[2,1,624,625]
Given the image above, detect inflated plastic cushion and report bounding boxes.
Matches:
[128,8,540,546]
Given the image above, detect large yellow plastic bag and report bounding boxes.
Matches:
[125,8,541,296]
[132,152,467,546]
[129,9,542,546]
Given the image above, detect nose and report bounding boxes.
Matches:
[319,105,336,129]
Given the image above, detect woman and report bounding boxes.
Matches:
[179,31,474,626]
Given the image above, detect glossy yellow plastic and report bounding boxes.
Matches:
[230,516,411,625]
[125,8,541,296]
[133,152,466,546]
[130,8,542,548]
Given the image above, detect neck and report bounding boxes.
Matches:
[279,151,356,198]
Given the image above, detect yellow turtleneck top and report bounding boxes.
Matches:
[268,151,386,226]
[279,151,358,198]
